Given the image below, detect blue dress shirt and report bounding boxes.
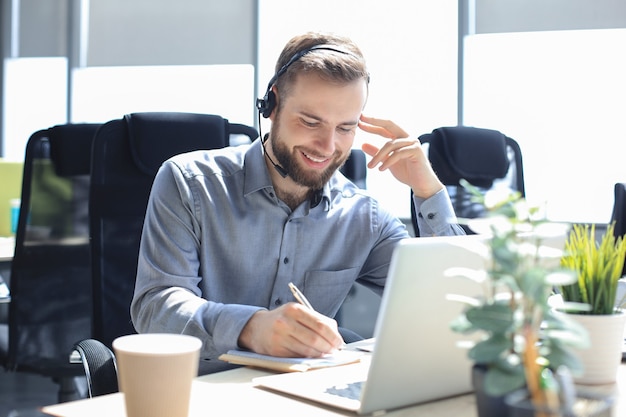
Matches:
[131,139,463,374]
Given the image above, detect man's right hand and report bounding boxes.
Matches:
[237,303,343,357]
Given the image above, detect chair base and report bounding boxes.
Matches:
[54,375,88,403]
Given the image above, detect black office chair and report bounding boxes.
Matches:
[87,112,258,352]
[73,114,365,396]
[2,123,100,402]
[411,126,525,236]
[340,149,367,189]
[610,182,626,277]
[71,112,257,398]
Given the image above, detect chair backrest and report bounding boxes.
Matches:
[89,112,258,349]
[6,123,99,377]
[340,149,367,189]
[611,183,626,238]
[411,126,525,236]
[610,182,626,276]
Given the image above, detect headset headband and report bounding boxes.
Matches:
[256,44,355,118]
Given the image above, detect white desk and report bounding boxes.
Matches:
[42,362,626,417]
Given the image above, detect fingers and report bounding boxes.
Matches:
[358,117,443,196]
[239,304,343,358]
[358,114,419,171]
[358,115,409,140]
[363,138,420,171]
[361,142,379,159]
[287,304,343,357]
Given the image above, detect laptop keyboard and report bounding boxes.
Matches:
[325,381,364,401]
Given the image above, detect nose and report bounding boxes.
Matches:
[314,126,337,156]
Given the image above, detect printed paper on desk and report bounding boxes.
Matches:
[218,349,364,372]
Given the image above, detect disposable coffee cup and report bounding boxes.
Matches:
[113,334,202,417]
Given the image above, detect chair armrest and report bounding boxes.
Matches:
[72,339,119,397]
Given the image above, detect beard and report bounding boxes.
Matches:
[271,129,349,190]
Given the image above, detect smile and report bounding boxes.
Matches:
[303,152,328,163]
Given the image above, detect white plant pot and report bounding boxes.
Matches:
[568,310,626,385]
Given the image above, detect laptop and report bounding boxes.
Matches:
[253,234,492,415]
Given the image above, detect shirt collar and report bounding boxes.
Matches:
[243,139,272,196]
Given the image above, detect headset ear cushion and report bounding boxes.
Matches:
[262,90,276,118]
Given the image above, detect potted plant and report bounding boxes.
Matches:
[557,222,626,385]
[448,181,601,416]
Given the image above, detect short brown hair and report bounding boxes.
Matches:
[272,32,370,103]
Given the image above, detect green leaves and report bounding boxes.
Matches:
[465,303,514,333]
[560,223,626,315]
[483,362,526,396]
[469,333,511,363]
[450,179,587,401]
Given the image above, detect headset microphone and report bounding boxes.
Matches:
[260,127,289,178]
[264,141,289,178]
[271,160,289,178]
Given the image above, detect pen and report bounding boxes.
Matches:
[288,282,314,310]
[288,282,347,350]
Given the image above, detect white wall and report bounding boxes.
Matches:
[2,58,67,160]
[86,0,256,66]
[475,0,626,33]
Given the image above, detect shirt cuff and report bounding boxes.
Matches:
[210,304,266,354]
[412,188,459,236]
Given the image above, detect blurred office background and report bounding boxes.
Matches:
[0,0,624,224]
[0,1,625,412]
[2,0,626,344]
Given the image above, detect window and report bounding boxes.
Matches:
[70,64,255,126]
[464,28,626,223]
[2,58,67,160]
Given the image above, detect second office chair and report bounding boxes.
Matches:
[411,126,525,236]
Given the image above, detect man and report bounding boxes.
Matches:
[131,32,464,374]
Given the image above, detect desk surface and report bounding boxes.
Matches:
[42,366,477,417]
[42,362,626,417]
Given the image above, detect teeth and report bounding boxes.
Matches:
[304,153,326,163]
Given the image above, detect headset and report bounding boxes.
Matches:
[256,44,355,119]
[257,44,359,178]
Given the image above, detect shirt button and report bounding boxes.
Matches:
[269,192,275,198]
[283,257,289,264]
[274,298,282,306]
[418,212,424,218]
[427,213,436,220]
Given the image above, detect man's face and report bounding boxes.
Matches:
[270,72,368,190]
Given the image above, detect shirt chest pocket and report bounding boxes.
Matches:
[303,267,360,318]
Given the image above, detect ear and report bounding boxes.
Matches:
[268,86,279,121]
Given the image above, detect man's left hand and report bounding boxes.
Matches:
[358,115,443,199]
